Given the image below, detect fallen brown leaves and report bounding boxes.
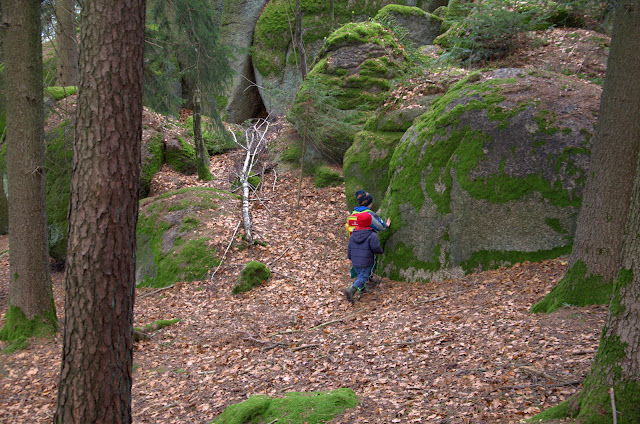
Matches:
[0,150,606,424]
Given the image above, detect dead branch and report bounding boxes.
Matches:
[139,284,176,299]
[292,344,318,351]
[421,291,465,303]
[210,220,242,283]
[268,237,298,267]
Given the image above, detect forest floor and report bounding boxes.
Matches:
[0,27,611,423]
[0,149,607,423]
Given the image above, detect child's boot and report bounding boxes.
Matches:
[343,286,357,303]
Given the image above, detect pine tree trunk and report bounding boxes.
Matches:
[568,0,640,282]
[2,0,55,327]
[55,0,79,86]
[532,0,640,313]
[54,0,145,422]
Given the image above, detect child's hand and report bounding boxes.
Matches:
[385,218,391,227]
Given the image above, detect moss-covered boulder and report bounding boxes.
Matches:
[232,261,271,294]
[211,388,358,424]
[344,87,442,211]
[140,132,165,199]
[137,187,240,288]
[165,135,197,175]
[288,21,409,164]
[252,0,408,116]
[314,165,343,188]
[379,69,601,282]
[374,5,442,47]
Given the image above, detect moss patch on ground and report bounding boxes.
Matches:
[211,387,358,424]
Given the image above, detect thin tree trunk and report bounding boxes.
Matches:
[2,0,55,325]
[193,88,211,181]
[294,0,307,79]
[55,0,79,86]
[54,0,145,421]
[241,143,253,243]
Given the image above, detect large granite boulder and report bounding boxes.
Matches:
[219,0,269,123]
[252,0,407,116]
[288,21,409,164]
[374,5,442,47]
[378,69,602,282]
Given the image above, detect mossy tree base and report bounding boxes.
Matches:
[0,305,57,353]
[531,261,614,314]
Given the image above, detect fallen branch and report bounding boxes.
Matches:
[292,344,318,352]
[139,284,176,299]
[270,311,362,337]
[383,333,447,347]
[268,237,298,267]
[610,387,617,424]
[421,291,464,303]
[210,220,242,283]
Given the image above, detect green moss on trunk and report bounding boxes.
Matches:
[531,261,614,313]
[0,304,57,353]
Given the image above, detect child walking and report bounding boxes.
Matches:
[344,212,384,303]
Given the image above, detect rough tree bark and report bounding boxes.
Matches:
[55,0,79,86]
[532,0,640,313]
[534,0,640,420]
[0,0,57,343]
[54,0,146,422]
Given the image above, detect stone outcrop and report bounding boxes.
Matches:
[376,69,602,282]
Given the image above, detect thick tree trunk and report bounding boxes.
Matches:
[1,0,55,330]
[54,0,145,422]
[55,0,79,86]
[532,0,640,313]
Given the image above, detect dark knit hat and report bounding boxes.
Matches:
[356,212,372,229]
[355,190,373,207]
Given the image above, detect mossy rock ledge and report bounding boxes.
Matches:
[252,0,408,116]
[288,21,409,164]
[378,68,602,282]
[136,187,240,288]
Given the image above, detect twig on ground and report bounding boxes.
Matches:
[270,310,363,337]
[210,220,242,283]
[422,291,465,303]
[383,333,447,346]
[310,244,328,280]
[268,237,298,267]
[292,344,318,351]
[271,269,300,282]
[139,284,176,299]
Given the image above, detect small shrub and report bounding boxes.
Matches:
[232,261,271,294]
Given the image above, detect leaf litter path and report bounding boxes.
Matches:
[0,150,606,424]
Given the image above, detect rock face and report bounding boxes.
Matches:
[136,187,240,288]
[288,21,408,164]
[375,5,442,47]
[219,0,269,123]
[377,69,602,282]
[252,0,407,117]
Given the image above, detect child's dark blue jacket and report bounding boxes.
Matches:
[347,228,383,268]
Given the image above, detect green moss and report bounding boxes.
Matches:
[165,136,197,174]
[43,86,78,101]
[0,304,57,353]
[136,318,180,333]
[248,175,261,188]
[381,241,442,281]
[545,218,568,235]
[232,261,271,294]
[376,4,429,19]
[211,387,358,424]
[314,166,343,188]
[141,133,165,198]
[137,188,228,288]
[462,245,572,274]
[530,261,614,314]
[281,145,302,164]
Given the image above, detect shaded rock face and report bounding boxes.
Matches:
[378,69,602,282]
[219,0,269,123]
[288,21,408,164]
[375,5,442,47]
